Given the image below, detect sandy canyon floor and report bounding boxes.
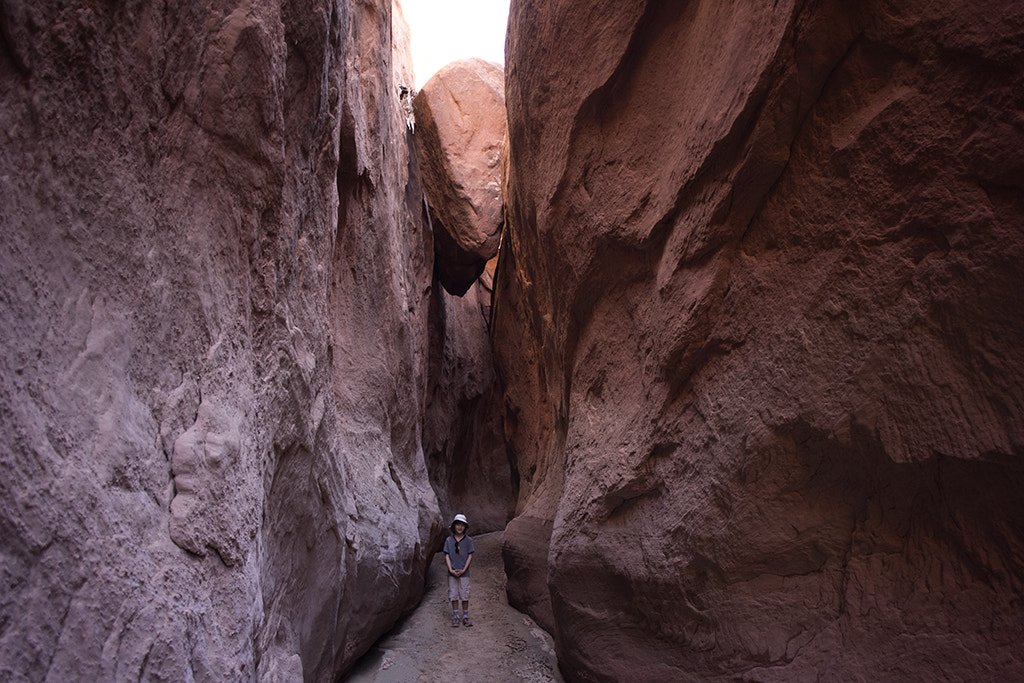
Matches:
[345,531,564,682]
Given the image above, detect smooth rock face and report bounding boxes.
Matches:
[496,0,1024,680]
[0,0,446,680]
[414,58,507,295]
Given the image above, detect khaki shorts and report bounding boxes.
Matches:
[447,574,471,601]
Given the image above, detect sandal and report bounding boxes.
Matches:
[462,615,472,627]
[451,614,460,627]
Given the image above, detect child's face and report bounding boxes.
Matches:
[454,522,466,534]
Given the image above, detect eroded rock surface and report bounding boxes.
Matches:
[0,0,445,680]
[496,0,1024,680]
[414,58,507,295]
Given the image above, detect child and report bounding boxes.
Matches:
[443,513,475,627]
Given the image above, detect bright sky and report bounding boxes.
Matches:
[400,0,510,88]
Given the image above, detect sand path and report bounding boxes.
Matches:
[345,531,563,682]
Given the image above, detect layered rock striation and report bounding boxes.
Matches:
[496,0,1024,680]
[0,0,453,680]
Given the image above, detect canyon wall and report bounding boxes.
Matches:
[496,0,1024,680]
[0,0,454,679]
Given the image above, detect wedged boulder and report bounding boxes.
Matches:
[496,0,1024,680]
[414,58,506,295]
[0,0,443,680]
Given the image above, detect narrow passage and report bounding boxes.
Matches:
[346,531,563,682]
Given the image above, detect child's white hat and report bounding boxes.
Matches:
[450,513,469,529]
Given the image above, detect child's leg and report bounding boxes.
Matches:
[454,577,471,625]
[448,576,461,626]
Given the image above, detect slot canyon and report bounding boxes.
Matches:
[1,0,1022,681]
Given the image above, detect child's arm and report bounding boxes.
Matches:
[445,553,455,575]
[461,552,473,573]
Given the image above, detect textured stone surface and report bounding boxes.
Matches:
[496,0,1024,680]
[414,58,506,295]
[0,0,446,680]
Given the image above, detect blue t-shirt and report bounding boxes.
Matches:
[443,534,474,573]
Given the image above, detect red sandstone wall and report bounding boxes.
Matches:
[496,0,1024,680]
[0,0,445,679]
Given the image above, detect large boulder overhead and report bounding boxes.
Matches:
[414,58,507,296]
